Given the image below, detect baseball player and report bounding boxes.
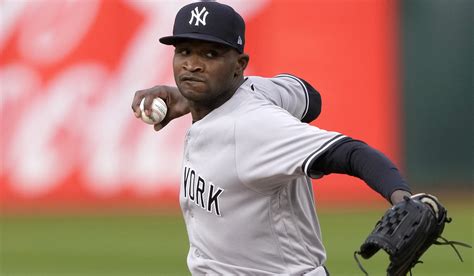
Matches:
[132,2,412,275]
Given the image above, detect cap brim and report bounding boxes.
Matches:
[159,33,240,52]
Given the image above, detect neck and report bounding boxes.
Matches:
[190,76,245,122]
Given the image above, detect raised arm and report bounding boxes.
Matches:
[132,74,322,131]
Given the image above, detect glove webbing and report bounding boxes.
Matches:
[353,235,471,276]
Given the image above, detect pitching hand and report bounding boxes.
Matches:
[132,85,190,131]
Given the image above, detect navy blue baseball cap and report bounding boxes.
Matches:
[159,1,245,53]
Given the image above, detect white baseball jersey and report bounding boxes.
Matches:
[180,76,346,275]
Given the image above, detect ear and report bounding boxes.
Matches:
[235,53,249,77]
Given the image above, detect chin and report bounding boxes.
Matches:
[179,87,209,102]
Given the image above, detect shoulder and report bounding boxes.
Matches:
[246,74,305,86]
[234,100,305,142]
[246,75,305,93]
[248,74,314,92]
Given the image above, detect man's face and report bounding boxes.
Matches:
[173,40,242,105]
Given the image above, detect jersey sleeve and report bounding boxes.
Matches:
[247,74,321,123]
[234,104,346,194]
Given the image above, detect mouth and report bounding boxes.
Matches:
[180,75,205,83]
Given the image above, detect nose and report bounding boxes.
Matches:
[183,54,204,72]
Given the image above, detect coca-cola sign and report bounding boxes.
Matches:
[1,0,398,210]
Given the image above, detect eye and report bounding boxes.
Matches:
[175,48,189,56]
[205,50,219,58]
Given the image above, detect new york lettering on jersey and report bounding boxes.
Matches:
[183,166,224,216]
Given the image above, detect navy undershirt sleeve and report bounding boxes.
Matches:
[310,138,411,201]
[297,77,322,123]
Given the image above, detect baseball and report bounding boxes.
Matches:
[139,98,167,125]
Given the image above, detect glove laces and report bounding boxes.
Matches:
[434,236,472,262]
[353,236,471,276]
[353,251,368,276]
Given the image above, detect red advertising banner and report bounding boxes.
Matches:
[0,0,399,211]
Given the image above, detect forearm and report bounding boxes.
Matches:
[310,139,411,203]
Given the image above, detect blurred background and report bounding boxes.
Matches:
[1,0,472,275]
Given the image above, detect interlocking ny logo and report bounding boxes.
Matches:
[189,7,209,26]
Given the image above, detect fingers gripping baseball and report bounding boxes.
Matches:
[131,85,190,131]
[139,98,167,125]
